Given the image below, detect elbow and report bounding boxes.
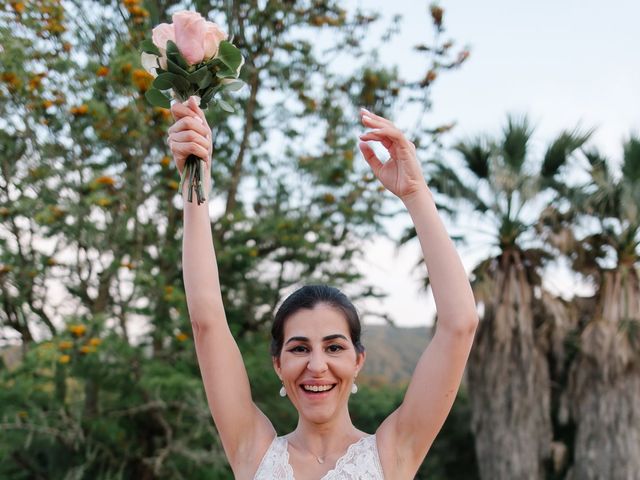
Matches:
[466,314,479,335]
[439,311,479,337]
[186,295,225,330]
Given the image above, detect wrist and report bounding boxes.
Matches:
[400,185,433,209]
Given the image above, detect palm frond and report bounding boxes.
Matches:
[399,225,416,245]
[580,149,621,218]
[584,149,608,171]
[453,136,491,179]
[541,126,593,178]
[428,161,489,212]
[622,136,640,185]
[501,114,534,173]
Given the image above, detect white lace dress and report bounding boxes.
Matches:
[253,434,384,479]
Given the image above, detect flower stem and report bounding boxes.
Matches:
[179,155,206,204]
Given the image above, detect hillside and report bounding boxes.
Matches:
[360,324,433,385]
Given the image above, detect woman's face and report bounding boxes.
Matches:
[273,303,365,425]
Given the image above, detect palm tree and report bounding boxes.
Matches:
[413,115,590,479]
[544,137,640,479]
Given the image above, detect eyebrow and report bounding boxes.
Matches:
[284,334,349,345]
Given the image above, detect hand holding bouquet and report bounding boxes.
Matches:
[168,97,212,194]
[140,11,244,204]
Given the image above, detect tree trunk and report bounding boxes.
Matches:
[468,250,552,480]
[567,266,640,480]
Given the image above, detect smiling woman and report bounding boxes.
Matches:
[169,98,479,479]
[273,297,365,426]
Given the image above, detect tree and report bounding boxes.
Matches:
[0,1,469,477]
[542,137,640,479]
[412,115,590,480]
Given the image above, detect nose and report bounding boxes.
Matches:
[307,350,328,374]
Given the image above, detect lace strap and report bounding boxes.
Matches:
[253,436,294,480]
[323,435,384,479]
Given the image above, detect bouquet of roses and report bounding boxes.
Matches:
[140,10,244,204]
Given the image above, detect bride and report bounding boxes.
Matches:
[167,96,478,479]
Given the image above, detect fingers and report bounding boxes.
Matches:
[359,126,409,148]
[170,104,201,125]
[187,96,208,126]
[359,113,414,151]
[168,116,209,139]
[170,97,208,125]
[359,130,392,149]
[359,107,393,125]
[358,141,383,175]
[170,130,210,152]
[170,140,210,163]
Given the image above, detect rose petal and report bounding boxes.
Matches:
[173,10,206,65]
[203,21,228,60]
[141,52,159,78]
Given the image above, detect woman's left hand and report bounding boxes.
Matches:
[358,109,428,201]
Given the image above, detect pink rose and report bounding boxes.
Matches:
[151,23,175,69]
[203,21,228,60]
[173,10,206,65]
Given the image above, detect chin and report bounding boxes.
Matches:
[296,399,346,425]
[302,409,337,425]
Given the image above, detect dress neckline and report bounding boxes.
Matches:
[282,434,372,480]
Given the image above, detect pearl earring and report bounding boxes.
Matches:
[279,385,287,397]
[351,383,358,394]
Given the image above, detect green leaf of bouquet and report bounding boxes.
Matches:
[222,80,245,92]
[152,73,173,90]
[216,68,238,79]
[166,40,190,70]
[153,72,190,92]
[218,99,234,113]
[198,70,213,89]
[200,84,218,106]
[140,38,161,56]
[166,57,190,77]
[188,67,213,90]
[145,88,171,109]
[216,41,243,73]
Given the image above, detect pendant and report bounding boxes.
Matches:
[316,457,324,464]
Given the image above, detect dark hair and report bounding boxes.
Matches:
[270,285,365,357]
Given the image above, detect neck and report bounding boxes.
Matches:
[289,410,362,459]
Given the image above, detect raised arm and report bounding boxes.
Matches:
[168,97,274,473]
[357,108,478,478]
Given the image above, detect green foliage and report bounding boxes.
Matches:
[501,115,534,173]
[541,128,593,179]
[622,136,640,184]
[0,330,226,479]
[423,114,589,254]
[0,1,475,478]
[418,389,480,480]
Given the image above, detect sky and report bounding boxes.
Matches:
[2,1,638,342]
[351,0,640,326]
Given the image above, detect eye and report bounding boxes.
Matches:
[327,344,344,353]
[288,345,308,353]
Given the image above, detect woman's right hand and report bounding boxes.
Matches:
[168,96,212,175]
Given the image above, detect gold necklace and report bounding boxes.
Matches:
[290,439,332,464]
[289,432,361,465]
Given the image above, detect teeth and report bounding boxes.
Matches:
[303,384,333,392]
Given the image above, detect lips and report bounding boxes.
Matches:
[300,384,337,393]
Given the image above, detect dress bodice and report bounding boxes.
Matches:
[253,434,384,479]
